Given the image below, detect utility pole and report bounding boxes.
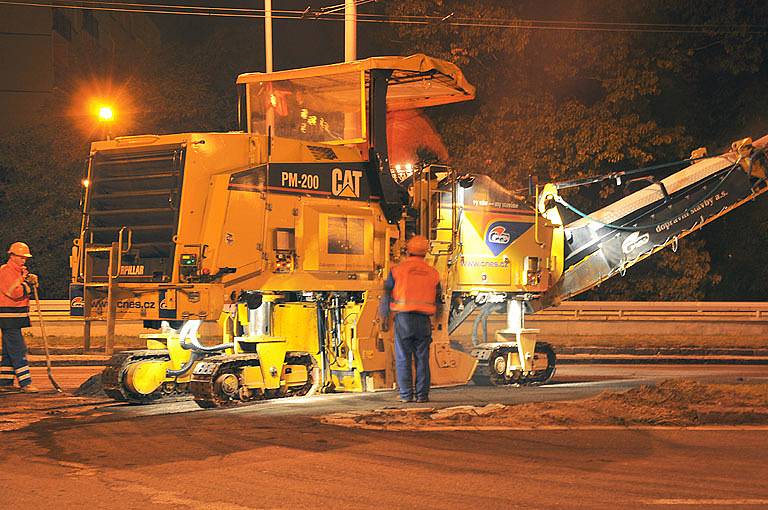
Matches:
[343,1,357,141]
[345,0,356,62]
[265,0,273,72]
[265,0,274,136]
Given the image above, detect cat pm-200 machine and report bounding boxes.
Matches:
[70,54,768,407]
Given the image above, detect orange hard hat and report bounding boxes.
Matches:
[406,235,429,256]
[7,242,32,258]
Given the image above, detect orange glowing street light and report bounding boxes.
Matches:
[98,105,114,122]
[96,103,115,140]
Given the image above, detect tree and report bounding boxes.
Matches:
[0,24,265,297]
[372,0,768,300]
[0,116,87,298]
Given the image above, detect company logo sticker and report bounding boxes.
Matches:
[621,231,650,254]
[332,168,363,198]
[70,296,84,308]
[485,221,532,256]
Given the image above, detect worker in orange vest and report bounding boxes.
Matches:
[0,242,39,392]
[380,235,442,403]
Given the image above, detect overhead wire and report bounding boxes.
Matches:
[316,0,375,16]
[49,0,296,14]
[1,0,766,34]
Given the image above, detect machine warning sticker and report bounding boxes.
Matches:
[484,221,532,256]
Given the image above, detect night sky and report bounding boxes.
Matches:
[151,0,385,71]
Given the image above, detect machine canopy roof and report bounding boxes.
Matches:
[236,54,476,111]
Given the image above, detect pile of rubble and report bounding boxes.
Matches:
[322,379,768,430]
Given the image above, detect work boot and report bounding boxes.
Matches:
[415,396,429,403]
[21,385,40,393]
[398,396,414,403]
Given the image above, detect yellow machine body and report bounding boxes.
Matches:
[450,177,563,294]
[80,55,485,404]
[79,55,768,405]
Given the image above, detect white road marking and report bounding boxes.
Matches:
[321,422,768,432]
[645,499,768,506]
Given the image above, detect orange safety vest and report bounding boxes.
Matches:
[390,256,440,315]
[0,261,30,328]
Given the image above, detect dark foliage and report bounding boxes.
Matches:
[2,1,767,300]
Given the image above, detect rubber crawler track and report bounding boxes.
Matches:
[190,352,318,409]
[472,342,557,386]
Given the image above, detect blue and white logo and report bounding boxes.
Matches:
[485,221,532,256]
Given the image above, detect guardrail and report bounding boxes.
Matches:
[531,301,768,321]
[470,301,768,348]
[28,300,768,351]
[37,299,768,321]
[36,300,80,321]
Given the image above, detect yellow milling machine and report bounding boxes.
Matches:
[70,54,768,407]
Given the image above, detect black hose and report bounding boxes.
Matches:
[471,306,484,346]
[472,302,501,346]
[165,350,203,377]
[332,296,343,357]
[481,303,506,343]
[182,340,235,353]
[448,298,478,335]
[316,300,328,386]
[179,332,234,353]
[172,319,233,353]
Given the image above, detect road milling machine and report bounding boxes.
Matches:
[69,54,768,407]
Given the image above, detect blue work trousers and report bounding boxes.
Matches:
[393,312,432,400]
[1,328,32,388]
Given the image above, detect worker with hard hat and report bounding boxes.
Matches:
[380,235,442,403]
[0,242,39,392]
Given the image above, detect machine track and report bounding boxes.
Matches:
[190,352,319,409]
[101,350,190,404]
[471,342,556,386]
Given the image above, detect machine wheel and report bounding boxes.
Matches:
[214,371,240,400]
[471,343,557,387]
[192,355,252,408]
[471,373,492,386]
[471,347,512,386]
[285,353,320,397]
[524,342,557,386]
[489,350,509,386]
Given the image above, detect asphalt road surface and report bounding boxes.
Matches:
[2,365,768,509]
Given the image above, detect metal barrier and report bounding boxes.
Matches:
[24,299,768,352]
[38,299,768,323]
[37,300,79,321]
[530,301,768,322]
[464,301,768,348]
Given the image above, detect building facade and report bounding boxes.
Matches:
[0,6,160,133]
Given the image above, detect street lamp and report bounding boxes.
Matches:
[96,104,114,140]
[98,105,113,122]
